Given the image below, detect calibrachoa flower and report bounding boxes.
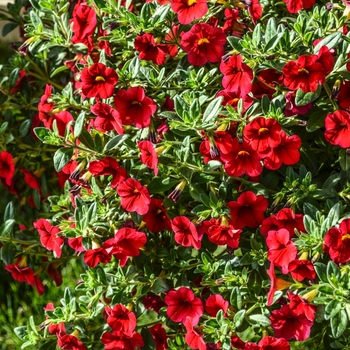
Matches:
[84,248,111,268]
[288,259,316,281]
[0,151,15,186]
[142,198,172,233]
[57,333,87,350]
[171,216,202,249]
[181,23,226,66]
[267,263,292,306]
[165,287,204,325]
[266,229,297,274]
[324,218,350,264]
[324,110,350,148]
[134,33,168,65]
[205,294,229,317]
[184,316,206,350]
[283,0,315,13]
[227,191,268,229]
[38,84,54,122]
[245,336,290,350]
[220,54,253,96]
[90,102,124,134]
[104,304,136,335]
[206,220,241,248]
[80,63,118,99]
[101,330,144,350]
[138,140,159,175]
[114,87,156,128]
[34,219,64,258]
[149,324,168,350]
[171,0,208,24]
[117,178,151,215]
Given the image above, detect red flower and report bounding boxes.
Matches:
[284,92,312,116]
[114,87,156,129]
[205,294,229,317]
[134,33,168,65]
[0,151,15,186]
[324,110,350,148]
[149,324,168,350]
[102,227,147,267]
[138,140,159,175]
[260,132,302,171]
[89,157,127,188]
[282,54,326,92]
[288,259,316,281]
[57,334,87,350]
[244,117,282,153]
[220,54,253,97]
[105,304,136,335]
[288,291,316,322]
[324,218,350,263]
[227,191,268,229]
[252,68,283,99]
[283,0,315,13]
[246,0,262,24]
[245,336,290,350]
[143,198,172,233]
[181,23,226,66]
[171,0,208,24]
[217,90,254,112]
[80,63,118,99]
[68,236,86,252]
[34,219,64,258]
[317,46,334,76]
[101,330,144,350]
[143,294,166,313]
[43,111,74,137]
[206,221,241,248]
[91,102,124,134]
[47,262,63,286]
[71,2,97,41]
[171,216,202,249]
[260,208,305,238]
[184,317,206,350]
[84,248,111,268]
[266,229,297,274]
[5,263,35,286]
[337,81,350,109]
[10,70,26,94]
[20,168,41,193]
[165,287,204,325]
[220,138,263,177]
[38,85,54,122]
[266,263,292,306]
[117,178,151,215]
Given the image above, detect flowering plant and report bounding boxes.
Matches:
[2,0,350,349]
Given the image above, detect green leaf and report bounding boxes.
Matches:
[4,201,14,221]
[0,242,16,264]
[314,262,328,283]
[230,286,242,310]
[265,17,277,42]
[147,177,179,193]
[327,203,340,227]
[234,309,246,328]
[265,32,285,52]
[78,127,95,150]
[314,32,342,53]
[339,149,350,171]
[247,314,271,327]
[327,261,341,288]
[137,309,159,327]
[295,85,322,106]
[14,326,27,341]
[103,134,129,152]
[227,36,243,51]
[0,219,15,236]
[325,299,342,320]
[2,22,17,36]
[202,97,223,124]
[74,112,85,138]
[151,277,169,293]
[252,24,261,47]
[331,309,347,338]
[53,148,73,172]
[50,65,69,78]
[19,120,31,137]
[140,328,156,350]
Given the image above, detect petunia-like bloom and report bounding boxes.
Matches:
[282,54,325,92]
[337,81,350,109]
[165,287,204,325]
[117,178,151,215]
[80,63,118,99]
[266,229,297,274]
[171,0,208,24]
[324,110,350,148]
[102,227,147,267]
[260,208,305,238]
[0,151,15,186]
[252,68,283,100]
[205,294,229,317]
[220,54,253,97]
[324,218,350,263]
[244,117,282,153]
[288,259,316,281]
[114,87,156,129]
[57,333,87,350]
[20,168,41,194]
[142,198,172,233]
[284,91,312,116]
[245,336,290,350]
[217,90,254,113]
[181,23,226,66]
[91,102,124,134]
[207,222,241,249]
[134,33,168,65]
[101,330,144,350]
[34,219,64,258]
[138,140,159,175]
[105,304,137,335]
[246,0,263,24]
[184,317,206,350]
[38,84,54,122]
[283,0,315,13]
[287,291,316,322]
[149,324,168,350]
[83,248,111,268]
[171,216,201,249]
[220,138,263,177]
[266,262,292,306]
[89,157,128,188]
[260,131,302,171]
[227,191,268,229]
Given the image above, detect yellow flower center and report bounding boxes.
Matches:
[198,38,210,45]
[298,68,309,74]
[188,0,197,5]
[258,127,269,135]
[238,150,249,157]
[95,76,105,82]
[342,234,350,241]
